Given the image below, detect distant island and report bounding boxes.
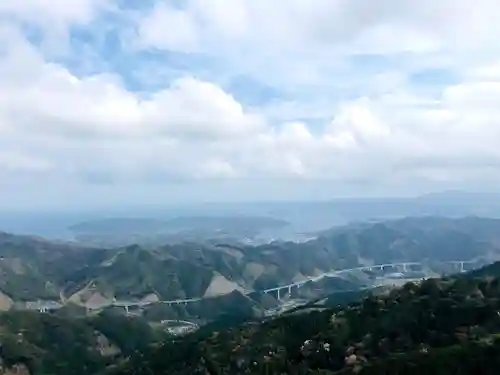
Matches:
[68,216,290,246]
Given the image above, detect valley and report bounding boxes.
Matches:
[2,215,500,374]
[6,262,449,336]
[3,0,499,372]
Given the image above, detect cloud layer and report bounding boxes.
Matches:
[2,0,500,209]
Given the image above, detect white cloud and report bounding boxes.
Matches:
[2,0,500,209]
[137,4,199,52]
[0,0,106,25]
[130,0,500,104]
[135,0,500,55]
[1,33,265,141]
[467,61,500,80]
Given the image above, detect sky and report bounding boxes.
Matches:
[2,0,500,211]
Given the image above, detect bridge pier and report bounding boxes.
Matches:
[125,260,475,307]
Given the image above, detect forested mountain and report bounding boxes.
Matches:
[2,261,500,374]
[110,273,500,375]
[0,310,166,375]
[462,260,500,279]
[0,216,499,319]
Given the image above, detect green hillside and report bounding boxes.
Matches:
[0,311,166,375]
[111,275,500,375]
[2,261,500,374]
[462,261,500,279]
[0,216,499,323]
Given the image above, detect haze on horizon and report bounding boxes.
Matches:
[2,1,500,211]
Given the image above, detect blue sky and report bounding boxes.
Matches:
[1,0,500,211]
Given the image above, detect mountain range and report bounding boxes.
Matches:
[1,216,500,316]
[2,255,500,374]
[111,263,500,375]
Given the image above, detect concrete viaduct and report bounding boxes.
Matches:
[108,259,477,310]
[259,260,474,300]
[30,259,477,313]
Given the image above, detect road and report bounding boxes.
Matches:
[24,259,480,312]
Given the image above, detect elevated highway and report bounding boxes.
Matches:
[30,259,480,313]
[111,259,478,308]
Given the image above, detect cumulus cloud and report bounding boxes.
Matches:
[2,0,500,208]
[135,0,500,55]
[0,0,105,25]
